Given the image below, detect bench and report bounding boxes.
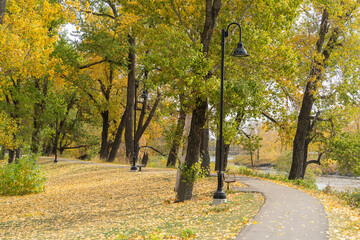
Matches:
[135,164,146,171]
[224,173,236,190]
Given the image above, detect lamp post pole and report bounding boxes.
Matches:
[131,81,138,171]
[213,23,249,205]
[131,81,148,171]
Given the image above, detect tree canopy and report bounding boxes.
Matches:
[1,0,360,193]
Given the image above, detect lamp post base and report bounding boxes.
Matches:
[130,165,138,171]
[213,190,227,205]
[213,198,227,205]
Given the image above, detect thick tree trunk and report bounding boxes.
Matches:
[124,35,136,162]
[8,149,20,163]
[167,107,186,167]
[176,98,207,202]
[0,0,6,24]
[99,110,110,160]
[175,114,192,192]
[301,138,311,178]
[175,0,221,202]
[289,72,317,179]
[200,128,211,175]
[8,149,14,164]
[43,140,52,156]
[289,8,336,180]
[107,111,127,162]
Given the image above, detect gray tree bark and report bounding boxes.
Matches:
[0,0,6,24]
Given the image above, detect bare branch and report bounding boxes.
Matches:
[241,130,251,139]
[105,0,118,18]
[79,59,107,69]
[306,150,330,166]
[80,10,115,19]
[135,90,162,142]
[139,145,167,156]
[261,112,285,129]
[170,1,196,44]
[61,145,88,150]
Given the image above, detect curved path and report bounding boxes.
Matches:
[234,176,329,240]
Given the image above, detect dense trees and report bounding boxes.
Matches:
[1,0,360,200]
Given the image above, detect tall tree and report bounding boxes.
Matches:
[176,0,221,202]
[0,0,67,160]
[289,2,360,179]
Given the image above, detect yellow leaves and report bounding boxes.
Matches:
[0,159,264,239]
[0,0,65,86]
[0,111,19,149]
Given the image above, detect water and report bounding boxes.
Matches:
[232,164,360,192]
[316,175,360,192]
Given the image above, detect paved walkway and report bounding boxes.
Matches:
[234,176,329,240]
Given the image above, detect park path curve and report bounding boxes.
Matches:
[234,176,329,240]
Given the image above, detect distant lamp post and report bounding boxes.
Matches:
[131,80,149,171]
[213,23,249,205]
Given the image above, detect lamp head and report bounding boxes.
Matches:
[232,42,249,57]
[140,90,149,99]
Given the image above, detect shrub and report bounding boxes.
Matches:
[0,155,47,196]
[337,189,360,209]
[238,166,254,176]
[179,228,196,239]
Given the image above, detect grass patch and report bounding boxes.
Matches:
[0,158,263,239]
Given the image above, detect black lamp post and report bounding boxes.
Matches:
[213,22,249,205]
[131,80,148,171]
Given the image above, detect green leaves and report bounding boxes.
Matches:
[328,132,360,177]
[0,155,47,196]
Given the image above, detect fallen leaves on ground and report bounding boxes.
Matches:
[0,160,263,239]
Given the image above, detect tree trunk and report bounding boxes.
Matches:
[289,71,317,179]
[8,149,14,164]
[176,98,207,202]
[53,119,60,162]
[301,138,311,178]
[31,78,48,154]
[43,140,53,156]
[107,111,127,162]
[99,110,110,160]
[124,35,136,162]
[0,0,6,24]
[175,0,221,202]
[289,8,337,180]
[200,128,211,176]
[167,107,186,167]
[175,114,192,193]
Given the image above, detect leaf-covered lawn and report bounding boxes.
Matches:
[0,159,263,239]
